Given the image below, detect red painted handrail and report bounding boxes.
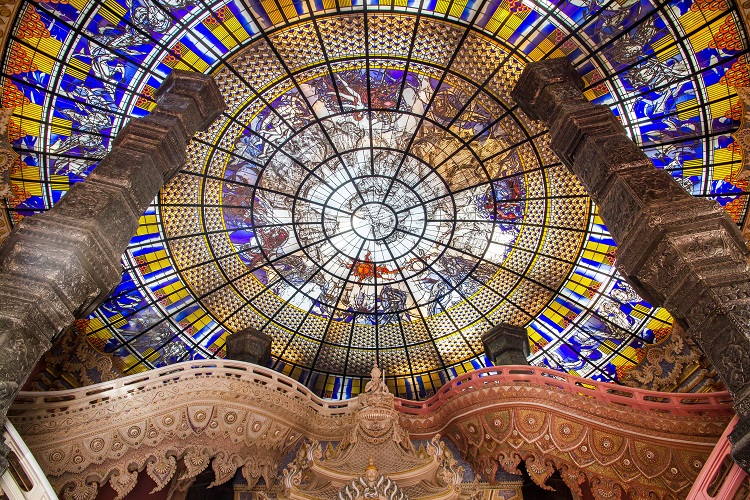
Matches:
[687,416,748,499]
[12,361,733,419]
[393,365,734,417]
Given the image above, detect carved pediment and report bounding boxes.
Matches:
[281,364,463,500]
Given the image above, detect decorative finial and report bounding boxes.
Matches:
[366,454,378,472]
[364,361,388,394]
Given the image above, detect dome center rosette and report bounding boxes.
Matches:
[221,106,528,322]
[351,202,397,241]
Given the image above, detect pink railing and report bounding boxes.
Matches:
[11,360,360,418]
[687,416,749,499]
[393,365,734,417]
[12,361,734,420]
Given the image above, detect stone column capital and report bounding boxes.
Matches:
[481,323,530,366]
[225,327,273,366]
[154,69,226,131]
[510,57,584,122]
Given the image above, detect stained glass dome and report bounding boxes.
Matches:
[1,0,747,398]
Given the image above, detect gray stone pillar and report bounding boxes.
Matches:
[482,323,530,366]
[511,57,750,472]
[0,108,16,201]
[0,70,225,470]
[225,327,272,365]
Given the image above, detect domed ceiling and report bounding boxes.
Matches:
[1,0,747,398]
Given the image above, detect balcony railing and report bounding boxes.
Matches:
[11,361,734,420]
[0,421,56,499]
[393,365,733,417]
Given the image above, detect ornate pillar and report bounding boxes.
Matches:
[510,57,750,472]
[0,70,225,471]
[481,323,530,366]
[735,88,750,240]
[224,327,272,365]
[0,108,15,273]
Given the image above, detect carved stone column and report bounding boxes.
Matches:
[510,57,750,472]
[481,323,530,366]
[0,70,225,471]
[735,88,750,240]
[0,107,17,201]
[224,327,272,365]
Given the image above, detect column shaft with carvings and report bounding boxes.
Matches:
[0,70,225,461]
[510,58,750,471]
[224,327,272,365]
[481,323,530,366]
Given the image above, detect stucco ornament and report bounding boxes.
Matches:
[337,456,407,500]
[280,364,463,500]
[9,360,731,499]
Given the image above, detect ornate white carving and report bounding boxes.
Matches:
[337,457,407,500]
[280,365,463,499]
[364,362,388,395]
[8,360,732,499]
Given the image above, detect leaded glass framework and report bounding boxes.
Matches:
[1,0,747,398]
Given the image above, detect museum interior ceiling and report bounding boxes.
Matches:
[0,0,748,399]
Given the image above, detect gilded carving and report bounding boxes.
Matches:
[734,88,749,187]
[620,324,705,392]
[0,107,17,199]
[25,326,120,391]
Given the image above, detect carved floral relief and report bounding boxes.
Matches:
[8,361,732,500]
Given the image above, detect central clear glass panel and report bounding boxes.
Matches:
[351,203,397,240]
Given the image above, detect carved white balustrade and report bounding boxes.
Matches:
[8,360,737,500]
[0,422,56,500]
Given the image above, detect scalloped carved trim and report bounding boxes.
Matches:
[10,361,731,499]
[56,446,279,500]
[447,405,722,499]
